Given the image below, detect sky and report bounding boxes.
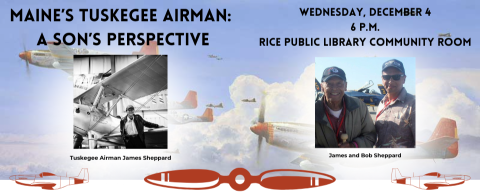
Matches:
[0,0,479,180]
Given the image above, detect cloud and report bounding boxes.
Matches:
[171,64,315,172]
[416,76,480,138]
[417,68,480,103]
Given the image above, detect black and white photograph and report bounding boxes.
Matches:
[73,55,168,149]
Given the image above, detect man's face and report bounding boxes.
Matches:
[321,77,347,103]
[382,67,406,95]
[127,108,134,119]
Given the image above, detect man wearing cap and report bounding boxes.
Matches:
[315,67,376,148]
[375,59,415,148]
[120,105,163,148]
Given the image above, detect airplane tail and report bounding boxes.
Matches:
[132,41,159,55]
[219,103,223,108]
[252,98,256,102]
[378,84,387,95]
[391,168,408,184]
[428,118,458,157]
[181,91,198,109]
[199,108,213,122]
[74,168,89,184]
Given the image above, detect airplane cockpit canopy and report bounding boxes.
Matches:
[39,172,56,178]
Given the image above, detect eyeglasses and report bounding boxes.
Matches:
[382,74,405,81]
[324,82,345,89]
[144,168,336,191]
[127,108,134,111]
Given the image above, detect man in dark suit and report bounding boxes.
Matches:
[120,105,162,148]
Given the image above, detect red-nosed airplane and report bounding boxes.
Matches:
[18,41,158,78]
[169,108,214,125]
[9,168,89,190]
[250,94,314,163]
[391,168,470,190]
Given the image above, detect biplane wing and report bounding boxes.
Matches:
[74,55,168,106]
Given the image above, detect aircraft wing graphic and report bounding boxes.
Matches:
[46,42,75,70]
[103,127,168,139]
[74,55,168,106]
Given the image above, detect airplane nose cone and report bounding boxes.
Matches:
[250,123,268,136]
[19,52,25,59]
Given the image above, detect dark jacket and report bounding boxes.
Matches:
[315,95,377,148]
[120,114,159,144]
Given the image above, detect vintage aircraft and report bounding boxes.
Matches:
[250,94,314,163]
[18,41,158,77]
[391,168,470,190]
[315,78,322,102]
[73,55,168,149]
[208,54,222,60]
[9,168,89,190]
[242,98,256,103]
[206,103,223,108]
[345,80,386,107]
[169,90,198,110]
[169,108,214,125]
[438,33,451,38]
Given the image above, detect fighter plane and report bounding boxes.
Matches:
[206,103,223,108]
[9,168,89,190]
[73,55,168,149]
[208,54,222,60]
[345,80,386,106]
[391,168,470,190]
[242,98,256,103]
[169,108,213,125]
[250,94,314,163]
[438,33,451,38]
[315,78,322,102]
[169,90,198,110]
[18,41,159,78]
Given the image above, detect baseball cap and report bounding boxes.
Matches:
[322,66,346,82]
[382,59,405,74]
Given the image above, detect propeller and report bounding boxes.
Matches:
[256,136,263,164]
[254,92,267,165]
[21,42,31,79]
[258,93,266,123]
